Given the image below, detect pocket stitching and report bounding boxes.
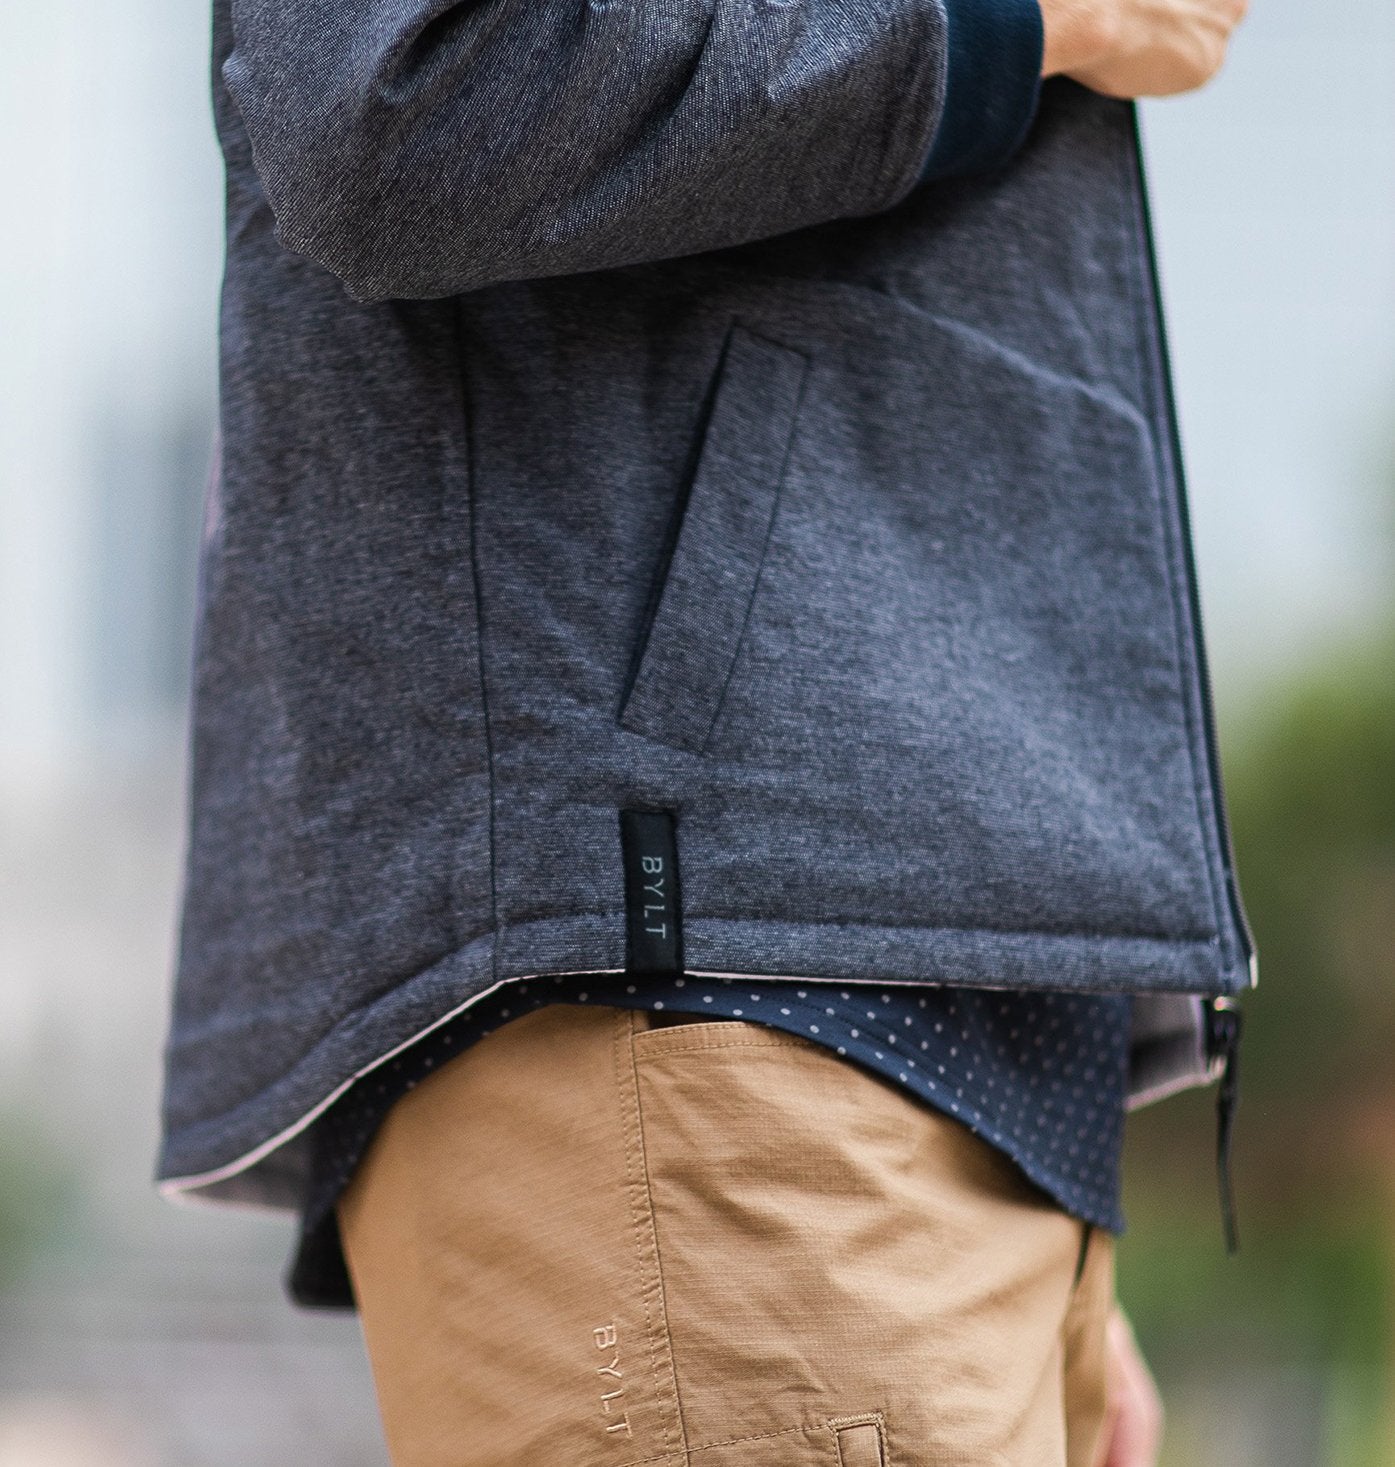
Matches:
[829,1410,889,1467]
[630,1028,827,1060]
[612,1010,689,1459]
[617,322,810,755]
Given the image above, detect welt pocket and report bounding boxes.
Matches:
[617,322,809,754]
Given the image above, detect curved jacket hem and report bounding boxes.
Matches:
[156,909,1247,1211]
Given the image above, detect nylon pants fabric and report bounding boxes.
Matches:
[336,1002,1117,1467]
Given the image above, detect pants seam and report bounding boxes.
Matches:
[614,1008,690,1462]
[690,1421,824,1454]
[631,1033,824,1058]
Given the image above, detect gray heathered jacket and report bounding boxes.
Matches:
[157,0,1256,1208]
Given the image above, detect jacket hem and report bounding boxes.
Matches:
[156,909,1246,1212]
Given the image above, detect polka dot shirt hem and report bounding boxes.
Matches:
[288,973,1132,1308]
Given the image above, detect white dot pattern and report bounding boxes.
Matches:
[290,975,1133,1307]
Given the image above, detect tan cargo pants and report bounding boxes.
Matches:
[337,1001,1116,1467]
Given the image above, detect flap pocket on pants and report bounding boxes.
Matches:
[617,322,809,754]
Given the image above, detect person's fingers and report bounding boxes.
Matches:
[1094,1395,1125,1467]
[1051,0,1248,96]
[1094,1306,1165,1467]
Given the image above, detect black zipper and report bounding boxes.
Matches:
[1127,102,1255,1253]
[1204,995,1244,1253]
[1127,103,1258,980]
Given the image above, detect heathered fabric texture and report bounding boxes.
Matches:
[289,976,1131,1310]
[157,0,1255,1212]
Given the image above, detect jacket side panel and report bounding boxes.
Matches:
[159,15,494,1183]
[158,71,1252,1202]
[468,80,1248,997]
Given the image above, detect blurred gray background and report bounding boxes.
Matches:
[1,0,1393,1462]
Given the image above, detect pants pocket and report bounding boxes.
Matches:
[336,1004,692,1467]
[628,1016,1099,1465]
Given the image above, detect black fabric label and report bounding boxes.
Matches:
[620,809,683,977]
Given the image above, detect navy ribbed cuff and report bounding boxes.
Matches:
[919,0,1046,183]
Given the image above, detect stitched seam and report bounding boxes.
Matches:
[828,1410,887,1431]
[830,1409,889,1467]
[454,302,501,983]
[695,332,811,754]
[176,913,1228,1050]
[615,328,725,725]
[632,1036,827,1059]
[677,1410,892,1458]
[623,325,809,756]
[616,1422,840,1466]
[690,1422,816,1453]
[615,1011,689,1461]
[833,1408,891,1467]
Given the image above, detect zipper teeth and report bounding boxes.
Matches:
[1128,105,1258,985]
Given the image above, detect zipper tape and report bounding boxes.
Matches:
[1206,995,1244,1254]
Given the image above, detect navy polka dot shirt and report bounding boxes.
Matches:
[288,975,1133,1307]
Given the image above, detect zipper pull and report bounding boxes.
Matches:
[1206,996,1243,1254]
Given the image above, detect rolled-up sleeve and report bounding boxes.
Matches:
[223,0,1045,301]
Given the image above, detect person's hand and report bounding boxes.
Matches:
[1039,0,1250,97]
[1092,1305,1165,1467]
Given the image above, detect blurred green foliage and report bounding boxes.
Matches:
[0,1105,83,1291]
[1119,495,1395,1463]
[1225,639,1395,1121]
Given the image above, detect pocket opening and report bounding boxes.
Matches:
[616,321,809,754]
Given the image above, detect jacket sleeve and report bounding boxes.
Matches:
[223,0,1045,302]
